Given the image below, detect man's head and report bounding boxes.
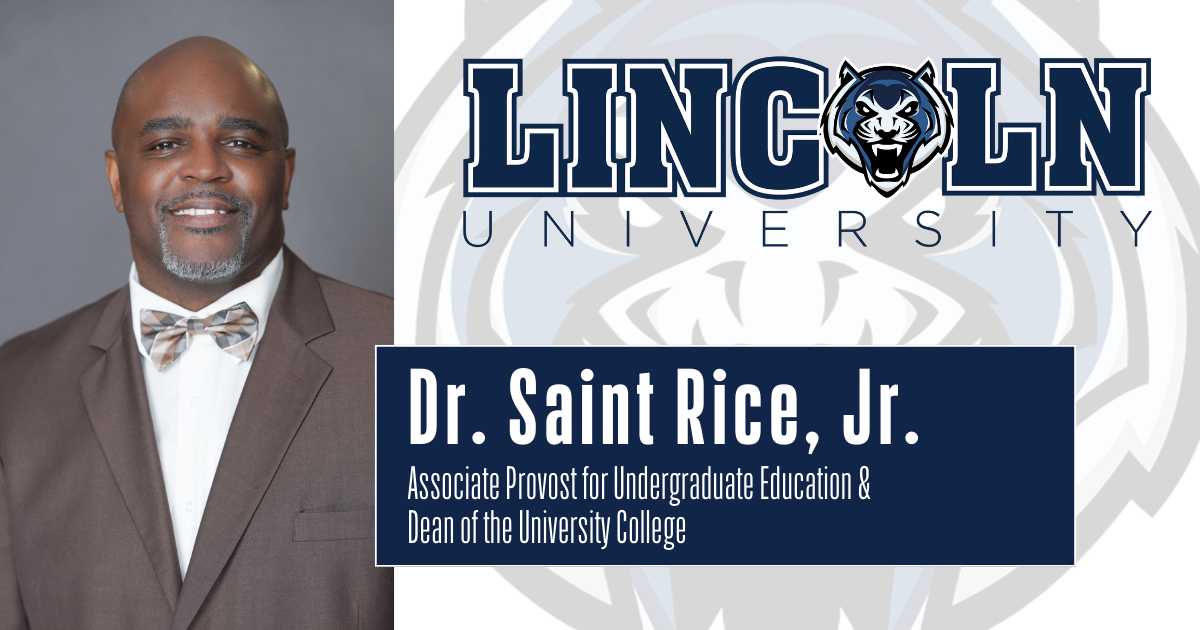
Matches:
[105,37,294,302]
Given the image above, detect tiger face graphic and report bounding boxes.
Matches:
[821,60,952,197]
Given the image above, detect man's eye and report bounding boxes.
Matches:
[228,139,257,149]
[855,103,874,116]
[151,141,179,151]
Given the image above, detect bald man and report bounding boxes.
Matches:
[0,37,393,629]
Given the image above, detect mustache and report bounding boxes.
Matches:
[156,191,251,215]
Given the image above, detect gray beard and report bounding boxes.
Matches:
[158,211,252,282]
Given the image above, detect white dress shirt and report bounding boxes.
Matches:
[128,249,284,579]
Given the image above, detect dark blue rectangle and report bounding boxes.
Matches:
[376,346,1073,565]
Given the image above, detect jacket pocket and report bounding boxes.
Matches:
[293,509,374,541]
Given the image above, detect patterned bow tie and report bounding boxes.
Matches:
[139,302,259,372]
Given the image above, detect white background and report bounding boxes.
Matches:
[393,1,1200,627]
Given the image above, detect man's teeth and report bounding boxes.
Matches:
[172,208,228,216]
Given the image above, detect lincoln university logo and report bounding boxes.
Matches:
[463,57,1149,198]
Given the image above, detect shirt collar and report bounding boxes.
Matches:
[129,248,286,362]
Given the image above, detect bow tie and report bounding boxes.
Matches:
[139,302,259,372]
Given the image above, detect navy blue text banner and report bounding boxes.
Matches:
[376,346,1074,566]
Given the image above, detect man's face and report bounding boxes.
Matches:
[106,53,294,285]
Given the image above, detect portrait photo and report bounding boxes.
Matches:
[0,1,394,628]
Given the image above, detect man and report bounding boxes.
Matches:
[0,37,392,628]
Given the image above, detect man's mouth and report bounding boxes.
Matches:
[159,193,249,232]
[166,199,239,216]
[870,143,909,180]
[165,204,238,230]
[171,207,233,216]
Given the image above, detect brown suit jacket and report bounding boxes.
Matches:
[0,248,393,629]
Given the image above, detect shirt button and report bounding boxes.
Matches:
[189,396,200,407]
[185,501,195,513]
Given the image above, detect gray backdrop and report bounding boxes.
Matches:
[0,0,392,345]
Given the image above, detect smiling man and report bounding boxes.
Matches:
[0,37,392,628]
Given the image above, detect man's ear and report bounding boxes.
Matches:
[104,150,124,213]
[282,147,296,210]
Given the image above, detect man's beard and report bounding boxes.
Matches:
[157,192,253,282]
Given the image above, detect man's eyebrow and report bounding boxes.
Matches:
[138,116,192,137]
[218,116,270,136]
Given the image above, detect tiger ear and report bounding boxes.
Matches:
[839,60,862,85]
[914,59,937,87]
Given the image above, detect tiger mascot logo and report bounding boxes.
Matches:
[821,60,953,197]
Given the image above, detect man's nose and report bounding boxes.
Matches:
[178,141,232,182]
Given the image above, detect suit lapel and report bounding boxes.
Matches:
[170,249,334,630]
[81,286,183,611]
